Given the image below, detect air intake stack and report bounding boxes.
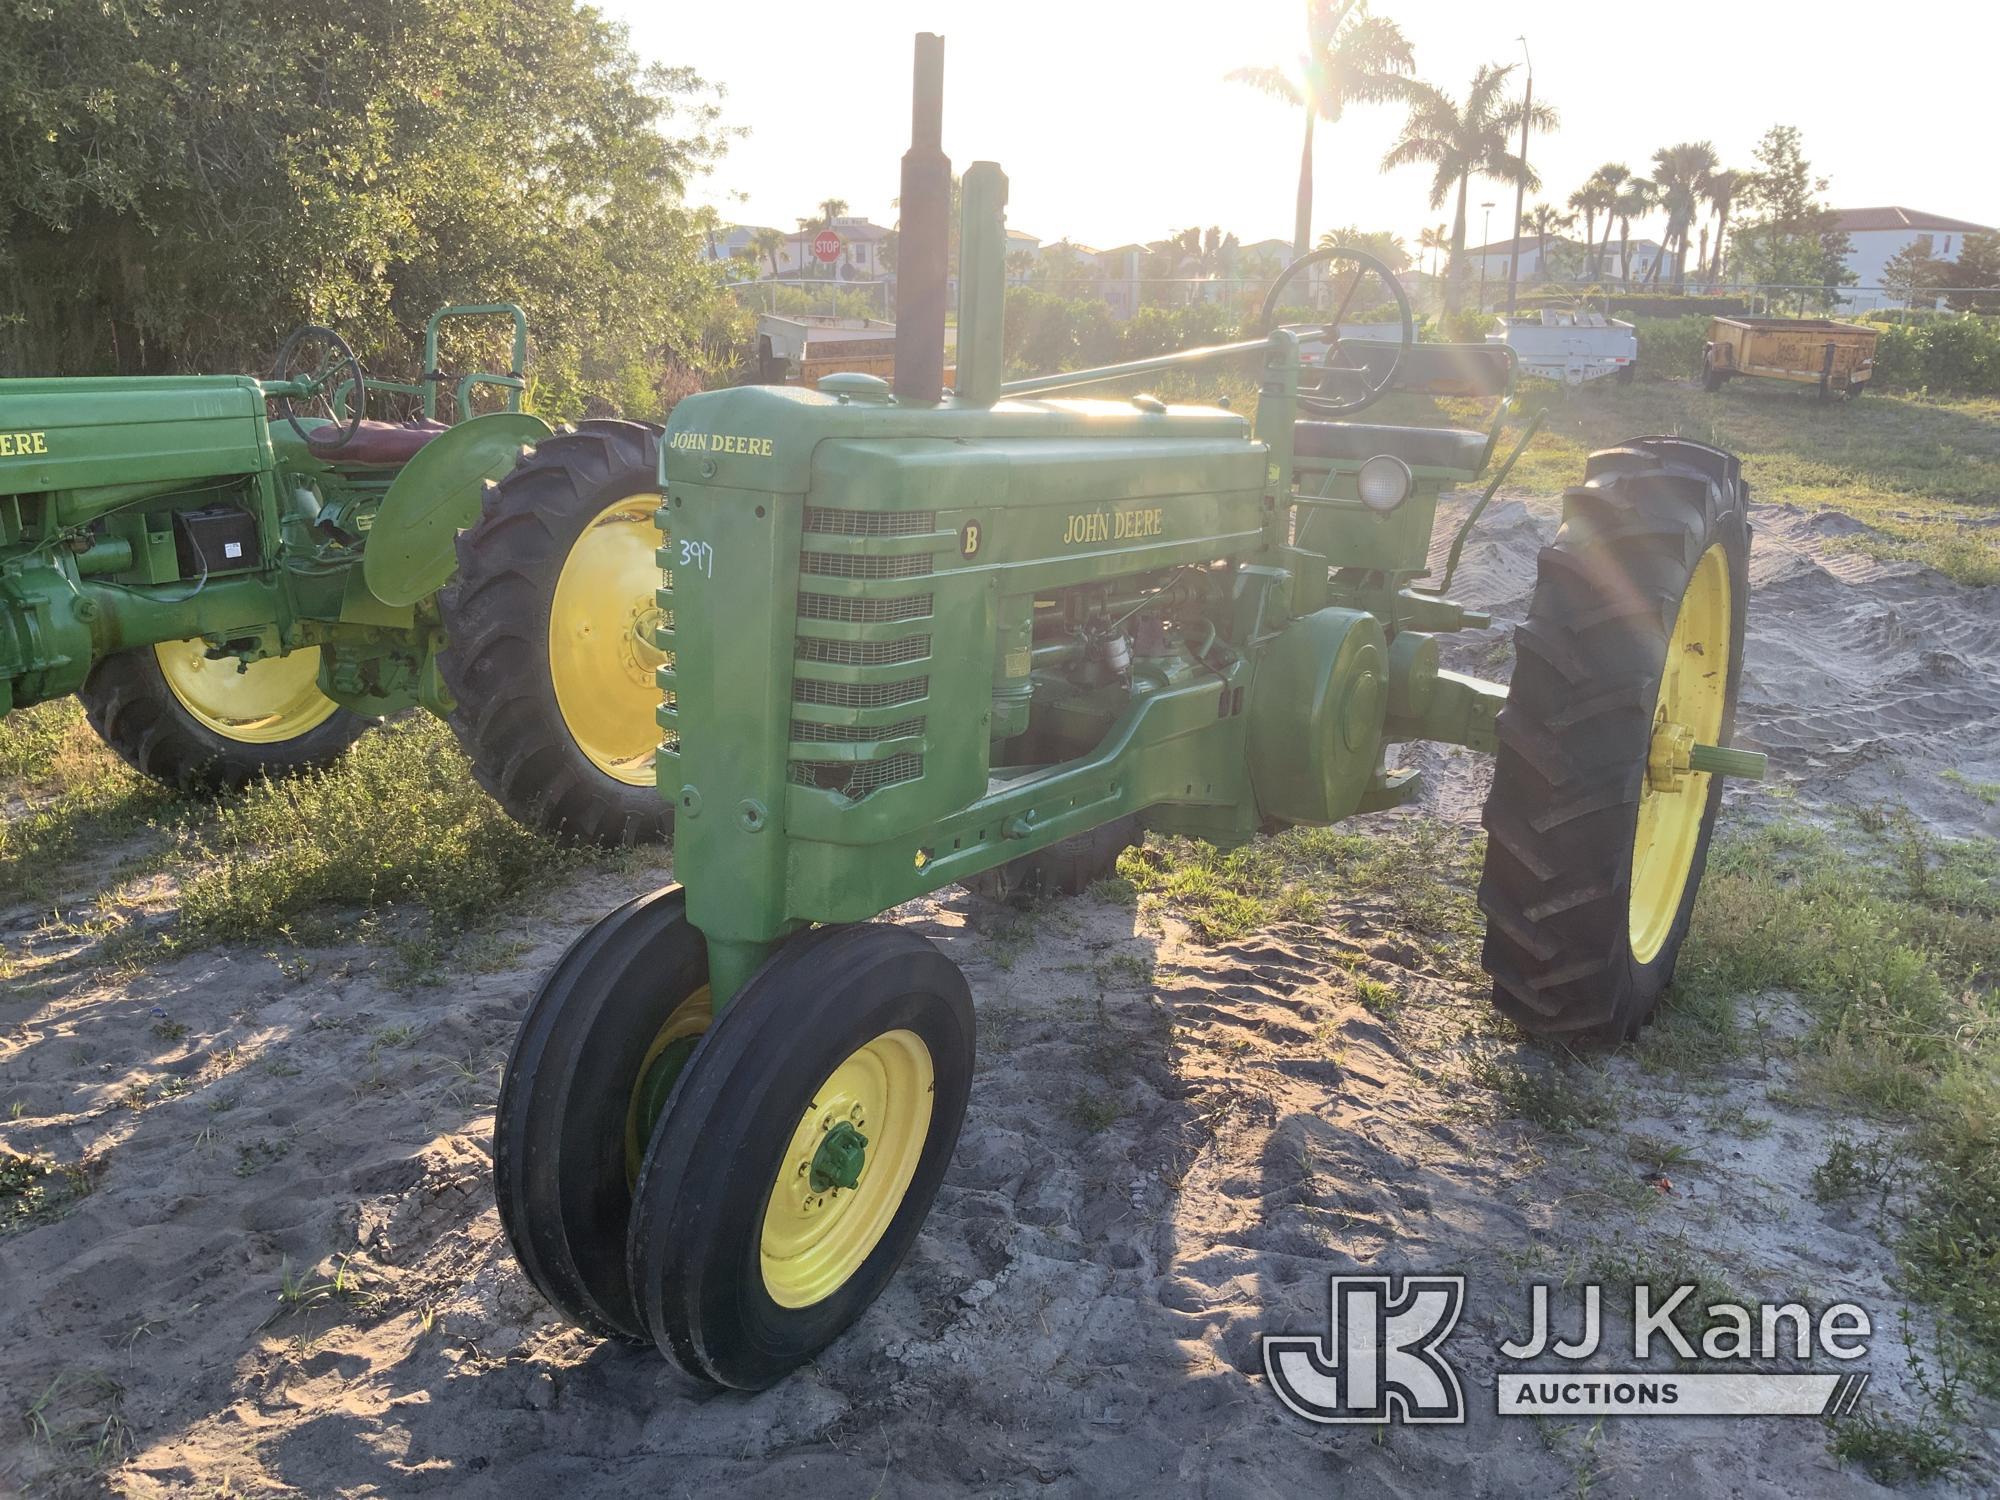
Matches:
[893,33,950,405]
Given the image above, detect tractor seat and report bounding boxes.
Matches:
[320,419,451,466]
[1293,421,1487,475]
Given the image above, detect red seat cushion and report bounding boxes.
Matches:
[319,419,450,466]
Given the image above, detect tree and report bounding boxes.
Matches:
[1703,168,1746,282]
[1727,126,1855,312]
[1524,203,1574,282]
[1418,222,1449,281]
[1380,63,1554,313]
[1230,0,1415,259]
[1575,163,1629,279]
[1034,240,1098,294]
[751,227,788,279]
[1611,178,1657,287]
[818,198,849,227]
[1646,141,1719,289]
[1944,231,2000,313]
[1881,243,1943,309]
[0,0,744,413]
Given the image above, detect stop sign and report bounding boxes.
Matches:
[811,228,843,264]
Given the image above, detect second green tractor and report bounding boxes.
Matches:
[494,35,1767,1393]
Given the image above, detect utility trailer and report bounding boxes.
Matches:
[1490,309,1638,385]
[755,314,956,389]
[1703,316,1878,399]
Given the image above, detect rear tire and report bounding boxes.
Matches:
[1477,439,1751,1044]
[438,420,671,846]
[77,643,368,792]
[961,816,1140,904]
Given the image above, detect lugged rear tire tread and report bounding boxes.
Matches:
[437,419,671,847]
[1477,440,1751,1045]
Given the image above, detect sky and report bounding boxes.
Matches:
[603,0,1997,257]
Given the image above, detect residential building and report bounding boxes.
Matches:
[1829,207,1994,306]
[703,217,894,280]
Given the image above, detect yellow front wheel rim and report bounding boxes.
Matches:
[548,493,667,787]
[760,1030,934,1309]
[625,985,712,1186]
[1629,543,1732,963]
[153,641,341,745]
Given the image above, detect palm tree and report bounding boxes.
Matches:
[1610,178,1656,287]
[1575,163,1628,279]
[1230,0,1415,259]
[750,226,787,279]
[1645,142,1718,289]
[1703,167,1746,282]
[1418,222,1448,282]
[818,197,848,227]
[1381,62,1555,313]
[1524,203,1574,282]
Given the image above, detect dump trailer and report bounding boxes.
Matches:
[0,307,672,843]
[493,33,1768,1391]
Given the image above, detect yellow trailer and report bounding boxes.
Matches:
[1702,316,1879,399]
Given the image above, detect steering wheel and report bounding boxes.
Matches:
[271,324,366,450]
[1256,247,1414,419]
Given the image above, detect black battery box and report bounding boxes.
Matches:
[174,506,262,576]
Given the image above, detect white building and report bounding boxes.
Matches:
[1830,207,1993,305]
[704,218,894,280]
[1462,235,1589,283]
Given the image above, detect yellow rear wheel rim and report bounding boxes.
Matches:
[548,493,667,787]
[760,1029,934,1310]
[1629,543,1731,963]
[153,641,340,745]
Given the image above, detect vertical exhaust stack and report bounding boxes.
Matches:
[894,33,949,405]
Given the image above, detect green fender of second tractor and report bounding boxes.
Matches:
[1246,606,1388,826]
[362,411,552,607]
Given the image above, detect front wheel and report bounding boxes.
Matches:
[1477,439,1751,1044]
[438,420,671,846]
[627,924,975,1389]
[78,641,369,791]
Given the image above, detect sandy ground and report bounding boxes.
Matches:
[2,480,1997,1498]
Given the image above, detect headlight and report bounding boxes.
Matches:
[1357,454,1412,512]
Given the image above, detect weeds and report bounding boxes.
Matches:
[173,717,574,943]
[0,1149,93,1235]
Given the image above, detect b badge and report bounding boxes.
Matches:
[959,520,983,559]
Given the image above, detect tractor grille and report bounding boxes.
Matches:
[796,634,931,666]
[794,676,929,709]
[790,717,926,743]
[797,591,933,623]
[800,550,934,580]
[789,754,924,798]
[804,507,936,537]
[788,514,938,802]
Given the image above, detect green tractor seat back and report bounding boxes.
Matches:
[1298,340,1519,485]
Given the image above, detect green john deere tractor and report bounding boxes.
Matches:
[0,304,671,843]
[494,34,1768,1390]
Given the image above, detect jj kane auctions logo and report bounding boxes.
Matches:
[1264,1276,1874,1423]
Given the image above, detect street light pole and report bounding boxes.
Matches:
[1507,36,1532,318]
[1480,202,1495,314]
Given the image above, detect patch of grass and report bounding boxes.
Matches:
[1468,1052,1613,1136]
[1117,817,1483,947]
[21,1369,130,1479]
[1680,815,2000,1370]
[1352,975,1399,1017]
[1068,1090,1122,1132]
[1492,382,2000,587]
[0,699,184,907]
[0,1149,93,1235]
[1940,768,2000,805]
[173,717,575,944]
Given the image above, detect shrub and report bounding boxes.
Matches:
[1629,314,1711,380]
[1870,316,2000,394]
